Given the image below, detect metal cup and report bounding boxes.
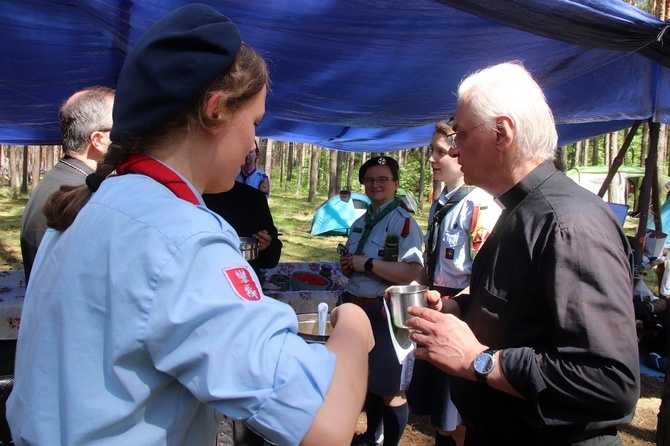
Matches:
[388,284,429,328]
[239,236,259,261]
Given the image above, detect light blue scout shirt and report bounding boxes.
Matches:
[345,200,424,298]
[8,172,335,446]
[428,186,501,290]
[236,168,269,194]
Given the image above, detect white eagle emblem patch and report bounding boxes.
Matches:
[222,267,262,301]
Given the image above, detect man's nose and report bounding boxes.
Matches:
[448,145,459,157]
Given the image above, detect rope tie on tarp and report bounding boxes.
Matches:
[657,25,670,44]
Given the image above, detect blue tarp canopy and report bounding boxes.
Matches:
[2,0,670,151]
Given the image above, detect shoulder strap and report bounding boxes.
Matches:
[426,185,476,283]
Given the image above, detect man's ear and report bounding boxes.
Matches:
[495,116,515,149]
[89,131,107,151]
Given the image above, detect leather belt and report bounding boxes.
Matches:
[343,292,383,307]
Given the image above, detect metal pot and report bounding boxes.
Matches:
[239,236,259,261]
[296,313,332,344]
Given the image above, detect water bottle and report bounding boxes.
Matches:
[384,235,399,262]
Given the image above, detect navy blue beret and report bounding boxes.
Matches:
[359,156,400,183]
[111,4,242,144]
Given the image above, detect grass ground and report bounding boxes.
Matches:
[0,186,663,445]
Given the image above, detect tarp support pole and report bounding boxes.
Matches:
[633,120,660,273]
[597,121,642,198]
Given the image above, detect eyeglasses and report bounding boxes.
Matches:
[336,243,349,256]
[362,176,390,186]
[444,124,485,147]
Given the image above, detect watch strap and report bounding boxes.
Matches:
[364,257,374,272]
[474,348,498,385]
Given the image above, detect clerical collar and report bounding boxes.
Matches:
[496,159,557,211]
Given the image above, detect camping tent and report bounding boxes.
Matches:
[566,166,670,215]
[397,189,421,214]
[1,0,670,150]
[648,197,670,248]
[311,193,371,236]
[311,189,418,236]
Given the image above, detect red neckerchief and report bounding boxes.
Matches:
[239,166,256,183]
[117,153,200,205]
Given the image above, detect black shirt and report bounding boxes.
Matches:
[452,161,640,444]
[203,182,282,276]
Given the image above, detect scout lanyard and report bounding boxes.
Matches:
[354,198,400,255]
[426,185,475,283]
[116,153,200,205]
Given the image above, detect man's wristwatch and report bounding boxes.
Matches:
[364,257,374,272]
[473,348,498,385]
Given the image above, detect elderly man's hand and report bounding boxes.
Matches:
[405,306,485,380]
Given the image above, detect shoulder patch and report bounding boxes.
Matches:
[222,267,263,301]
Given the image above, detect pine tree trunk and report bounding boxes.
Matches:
[575,141,582,166]
[335,151,345,193]
[31,146,41,191]
[418,146,427,208]
[555,146,568,172]
[642,122,650,167]
[279,142,286,185]
[20,146,29,194]
[590,137,599,166]
[295,144,304,196]
[308,145,319,203]
[264,139,274,179]
[328,150,337,198]
[9,146,20,199]
[346,152,354,191]
[0,145,4,187]
[287,142,294,182]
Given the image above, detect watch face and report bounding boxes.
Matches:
[474,352,495,374]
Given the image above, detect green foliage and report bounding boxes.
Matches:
[562,127,647,171]
[267,188,348,262]
[270,146,433,212]
[0,188,27,270]
[398,148,430,203]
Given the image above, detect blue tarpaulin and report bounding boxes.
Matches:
[1,0,670,151]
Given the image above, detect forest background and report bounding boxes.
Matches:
[1,123,666,209]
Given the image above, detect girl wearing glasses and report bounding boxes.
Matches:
[339,156,424,446]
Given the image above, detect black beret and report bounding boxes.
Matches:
[110,4,242,144]
[359,156,400,183]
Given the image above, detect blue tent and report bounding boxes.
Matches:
[1,0,670,150]
[311,193,371,236]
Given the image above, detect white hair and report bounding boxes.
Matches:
[457,61,557,161]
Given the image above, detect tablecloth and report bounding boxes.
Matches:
[262,261,346,314]
[0,271,25,341]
